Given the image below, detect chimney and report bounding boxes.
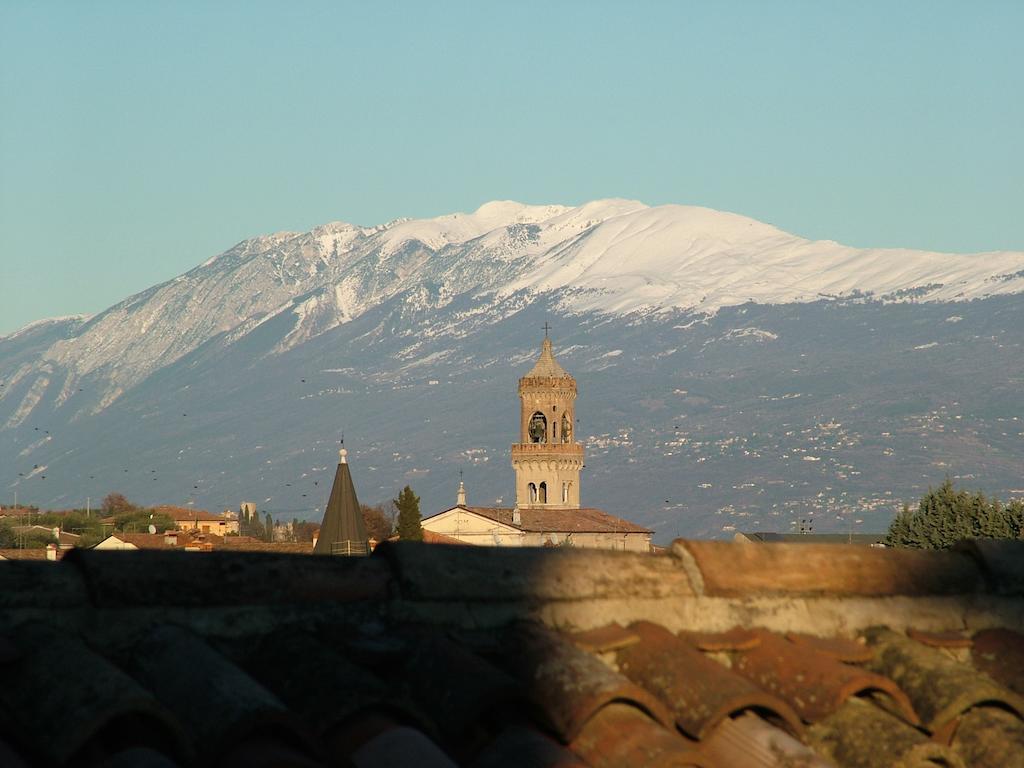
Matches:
[46,543,57,562]
[164,532,178,547]
[512,506,521,527]
[456,480,467,507]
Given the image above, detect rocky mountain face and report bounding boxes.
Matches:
[3,200,1023,542]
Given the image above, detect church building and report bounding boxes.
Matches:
[422,335,652,551]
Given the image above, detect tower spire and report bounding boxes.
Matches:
[315,442,367,555]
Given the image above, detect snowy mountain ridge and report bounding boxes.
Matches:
[3,199,1024,428]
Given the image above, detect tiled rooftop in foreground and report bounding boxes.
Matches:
[1,539,1023,767]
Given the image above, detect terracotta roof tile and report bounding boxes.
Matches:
[0,547,64,560]
[217,538,314,553]
[806,697,966,768]
[64,548,391,608]
[616,622,803,740]
[972,628,1024,695]
[569,703,706,768]
[679,627,761,652]
[906,627,973,648]
[109,532,198,549]
[465,506,651,534]
[784,632,874,663]
[0,626,187,766]
[422,529,471,545]
[235,629,398,738]
[864,627,1024,734]
[0,559,88,609]
[471,724,586,768]
[567,623,641,654]
[0,539,1022,766]
[949,706,1024,768]
[499,624,674,742]
[347,724,458,768]
[403,634,522,758]
[955,538,1024,595]
[126,625,313,759]
[151,506,226,521]
[679,539,986,596]
[218,736,323,768]
[700,711,832,768]
[376,541,693,601]
[733,630,919,725]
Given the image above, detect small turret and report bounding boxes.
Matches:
[314,443,368,556]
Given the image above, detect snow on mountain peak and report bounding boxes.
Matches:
[4,199,1024,422]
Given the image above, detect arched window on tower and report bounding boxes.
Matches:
[562,482,569,503]
[538,482,547,503]
[561,414,571,443]
[528,412,547,443]
[528,483,537,502]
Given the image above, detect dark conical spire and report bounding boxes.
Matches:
[314,447,369,556]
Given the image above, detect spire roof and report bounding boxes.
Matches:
[314,447,368,556]
[525,337,571,379]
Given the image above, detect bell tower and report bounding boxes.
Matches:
[511,331,584,509]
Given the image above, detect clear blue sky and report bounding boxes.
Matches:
[1,1,1021,334]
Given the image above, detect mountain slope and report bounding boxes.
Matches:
[2,200,1023,539]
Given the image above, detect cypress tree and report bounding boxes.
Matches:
[884,503,915,548]
[1008,500,1024,538]
[394,486,423,542]
[886,478,1024,549]
[265,512,274,542]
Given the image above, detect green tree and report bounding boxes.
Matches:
[0,522,57,549]
[394,486,423,542]
[114,510,175,533]
[0,522,19,548]
[1008,500,1024,538]
[886,478,1024,549]
[265,512,274,542]
[886,503,914,547]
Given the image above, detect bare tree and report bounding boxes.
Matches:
[102,492,135,515]
[361,503,394,541]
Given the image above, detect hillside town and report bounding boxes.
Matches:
[1,335,655,560]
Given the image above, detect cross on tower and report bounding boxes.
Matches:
[542,322,551,338]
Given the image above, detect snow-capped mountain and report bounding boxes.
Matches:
[10,199,1024,408]
[3,200,1023,540]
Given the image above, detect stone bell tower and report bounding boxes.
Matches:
[511,333,584,509]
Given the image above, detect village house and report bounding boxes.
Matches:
[155,506,240,536]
